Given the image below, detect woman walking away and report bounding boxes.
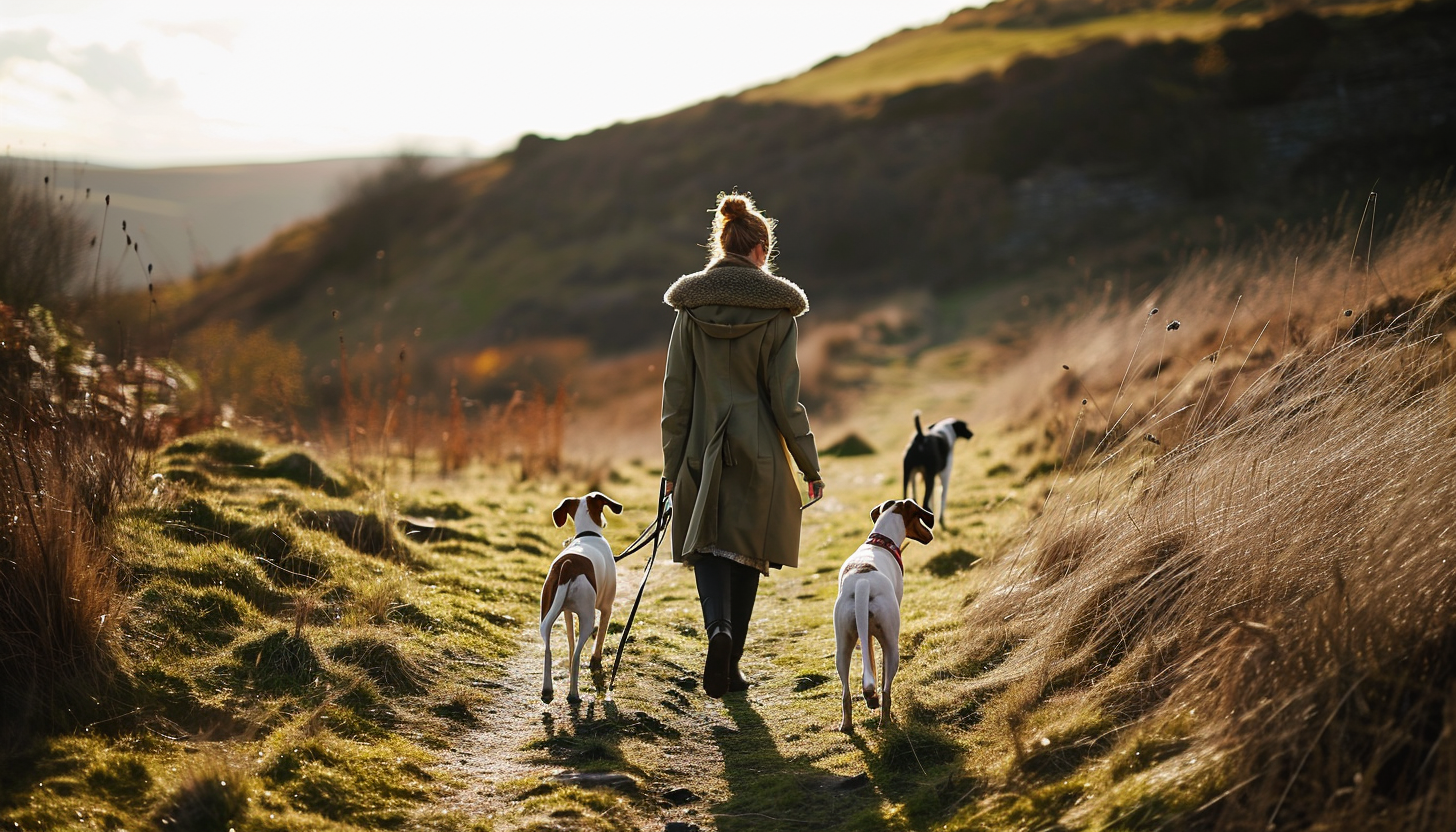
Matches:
[660,192,825,699]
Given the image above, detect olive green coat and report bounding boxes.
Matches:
[661,260,820,571]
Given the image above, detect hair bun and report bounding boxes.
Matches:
[719,195,750,221]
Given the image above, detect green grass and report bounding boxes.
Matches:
[745,11,1235,104]
[0,403,1220,830]
[0,431,541,831]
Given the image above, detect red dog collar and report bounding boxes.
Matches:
[865,533,904,572]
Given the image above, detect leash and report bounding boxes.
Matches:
[613,492,670,562]
[607,478,672,697]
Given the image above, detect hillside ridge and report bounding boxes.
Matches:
[132,0,1456,405]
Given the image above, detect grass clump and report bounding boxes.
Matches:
[258,450,350,495]
[328,633,427,695]
[259,733,432,828]
[151,759,250,831]
[296,508,408,561]
[165,432,266,467]
[231,627,326,693]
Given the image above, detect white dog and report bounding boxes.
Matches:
[834,498,934,732]
[539,491,622,704]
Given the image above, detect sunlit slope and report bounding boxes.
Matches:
[745,10,1234,104]
[129,0,1456,409]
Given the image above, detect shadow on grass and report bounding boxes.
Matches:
[711,698,879,832]
[844,721,969,828]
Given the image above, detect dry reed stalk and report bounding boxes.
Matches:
[338,336,357,468]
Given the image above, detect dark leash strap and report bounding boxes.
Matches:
[608,478,671,696]
[614,494,669,562]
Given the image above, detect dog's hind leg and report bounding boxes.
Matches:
[540,604,563,704]
[835,598,856,732]
[590,605,611,670]
[881,619,900,728]
[855,582,880,710]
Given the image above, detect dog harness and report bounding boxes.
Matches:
[865,533,904,572]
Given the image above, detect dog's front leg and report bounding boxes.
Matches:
[938,466,951,522]
[567,611,593,704]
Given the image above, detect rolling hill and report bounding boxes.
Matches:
[133,0,1456,405]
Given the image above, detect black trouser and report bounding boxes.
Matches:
[694,556,760,658]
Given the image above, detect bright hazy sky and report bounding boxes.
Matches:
[1,1,981,168]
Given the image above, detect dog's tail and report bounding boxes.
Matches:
[541,570,569,643]
[855,580,878,708]
[913,410,924,437]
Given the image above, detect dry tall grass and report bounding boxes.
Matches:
[942,195,1456,828]
[0,306,136,750]
[0,167,87,311]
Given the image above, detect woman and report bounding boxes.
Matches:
[660,192,824,699]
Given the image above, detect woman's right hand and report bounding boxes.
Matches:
[664,480,674,496]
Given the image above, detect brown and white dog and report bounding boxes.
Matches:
[540,492,622,704]
[834,499,934,732]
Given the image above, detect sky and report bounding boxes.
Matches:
[1,1,982,169]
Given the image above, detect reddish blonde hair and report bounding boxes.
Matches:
[709,192,775,265]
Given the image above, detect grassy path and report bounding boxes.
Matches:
[431,430,1034,831]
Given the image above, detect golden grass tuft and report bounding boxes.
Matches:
[941,195,1456,829]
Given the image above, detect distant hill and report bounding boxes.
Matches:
[746,0,1411,103]
[4,156,466,288]
[144,0,1456,404]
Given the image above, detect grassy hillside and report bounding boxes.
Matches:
[96,0,1455,425]
[745,9,1237,104]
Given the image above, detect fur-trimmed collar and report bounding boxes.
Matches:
[663,260,809,317]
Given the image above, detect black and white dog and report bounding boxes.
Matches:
[902,412,973,522]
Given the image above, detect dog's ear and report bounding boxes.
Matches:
[906,517,935,545]
[589,492,624,514]
[898,501,936,545]
[584,492,622,526]
[870,499,896,523]
[552,498,579,528]
[894,500,935,544]
[908,501,935,529]
[954,420,974,440]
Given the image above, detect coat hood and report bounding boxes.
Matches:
[663,262,810,318]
